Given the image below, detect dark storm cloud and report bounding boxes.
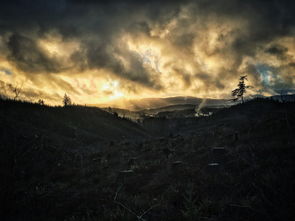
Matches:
[7,33,61,73]
[228,0,294,56]
[84,41,161,88]
[0,0,183,88]
[265,44,290,62]
[193,0,294,91]
[0,0,294,95]
[265,45,288,56]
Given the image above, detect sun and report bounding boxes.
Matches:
[101,80,124,100]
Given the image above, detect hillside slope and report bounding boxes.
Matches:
[0,98,294,221]
[0,99,149,151]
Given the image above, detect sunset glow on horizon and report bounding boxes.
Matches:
[0,0,294,107]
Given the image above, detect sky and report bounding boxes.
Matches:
[0,0,294,106]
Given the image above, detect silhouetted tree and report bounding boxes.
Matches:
[113,112,118,118]
[7,83,22,100]
[232,75,252,103]
[63,93,72,106]
[38,99,45,105]
[0,81,6,99]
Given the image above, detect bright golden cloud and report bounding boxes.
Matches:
[0,0,294,106]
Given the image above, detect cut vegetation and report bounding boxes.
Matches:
[0,98,294,221]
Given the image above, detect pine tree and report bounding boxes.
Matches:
[232,75,252,103]
[63,93,72,106]
[38,99,45,105]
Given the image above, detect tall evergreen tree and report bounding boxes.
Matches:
[63,93,72,106]
[232,75,251,103]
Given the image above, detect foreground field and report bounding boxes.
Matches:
[0,98,294,221]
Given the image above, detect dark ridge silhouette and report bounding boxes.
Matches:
[0,98,149,147]
[0,97,294,221]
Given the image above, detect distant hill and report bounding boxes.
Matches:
[95,94,295,112]
[139,104,196,115]
[271,94,295,102]
[97,96,230,111]
[140,97,295,136]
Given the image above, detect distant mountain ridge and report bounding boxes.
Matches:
[98,96,230,111]
[95,94,295,114]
